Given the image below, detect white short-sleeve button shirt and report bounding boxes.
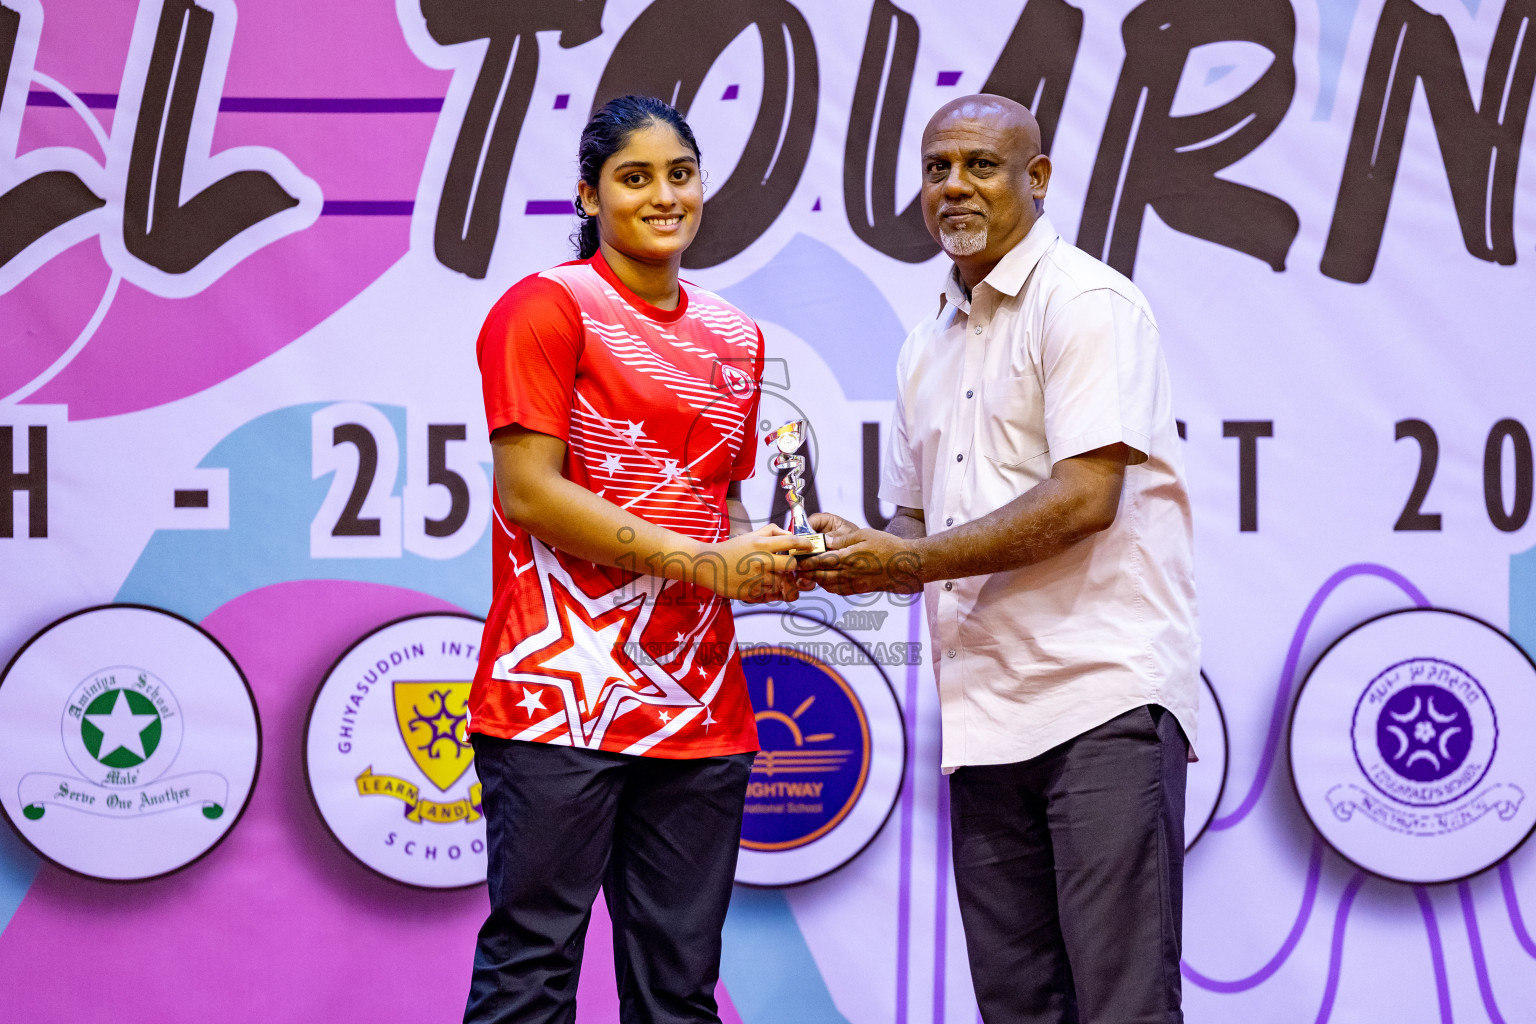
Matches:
[880,215,1200,770]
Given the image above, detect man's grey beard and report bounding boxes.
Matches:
[940,225,987,256]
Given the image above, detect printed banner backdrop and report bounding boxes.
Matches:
[1,0,1535,1021]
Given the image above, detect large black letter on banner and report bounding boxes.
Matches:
[124,0,298,274]
[422,0,604,279]
[1321,0,1536,283]
[844,0,1083,263]
[1079,0,1298,278]
[0,3,104,269]
[844,1,928,263]
[594,0,818,269]
[1223,420,1273,532]
[0,425,47,538]
[981,0,1083,153]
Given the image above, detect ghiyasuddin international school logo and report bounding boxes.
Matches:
[355,682,480,824]
[732,611,905,886]
[350,680,481,827]
[305,613,488,888]
[0,606,260,881]
[1291,608,1536,884]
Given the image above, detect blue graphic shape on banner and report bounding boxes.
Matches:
[720,234,906,402]
[1313,0,1364,120]
[1512,542,1536,660]
[741,648,870,851]
[0,823,41,937]
[116,404,491,621]
[721,886,850,1024]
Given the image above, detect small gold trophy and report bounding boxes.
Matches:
[765,420,827,555]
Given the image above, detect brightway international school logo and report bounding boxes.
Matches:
[1291,608,1536,884]
[0,605,259,881]
[305,613,487,888]
[733,611,905,886]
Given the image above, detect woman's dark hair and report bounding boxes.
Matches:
[572,94,701,260]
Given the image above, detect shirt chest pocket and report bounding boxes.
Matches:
[978,375,1048,467]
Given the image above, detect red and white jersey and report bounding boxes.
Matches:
[471,252,764,758]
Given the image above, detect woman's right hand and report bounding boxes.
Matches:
[696,524,814,603]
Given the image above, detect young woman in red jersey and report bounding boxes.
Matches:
[464,95,809,1024]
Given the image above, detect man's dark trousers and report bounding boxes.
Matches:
[464,736,754,1024]
[950,704,1188,1024]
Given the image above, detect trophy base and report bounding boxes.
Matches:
[797,532,827,555]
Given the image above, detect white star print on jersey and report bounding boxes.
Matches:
[492,540,729,752]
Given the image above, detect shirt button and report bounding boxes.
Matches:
[945,517,953,526]
[946,649,956,658]
[956,453,963,462]
[965,389,974,399]
[943,581,953,591]
[974,326,982,335]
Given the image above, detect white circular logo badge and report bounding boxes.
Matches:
[1290,608,1536,883]
[0,605,260,880]
[305,613,487,888]
[733,610,906,886]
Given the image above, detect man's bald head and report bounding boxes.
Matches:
[919,95,1053,288]
[922,94,1042,159]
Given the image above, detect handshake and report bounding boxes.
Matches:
[711,419,924,604]
[717,511,925,605]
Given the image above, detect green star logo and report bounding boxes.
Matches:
[80,689,162,768]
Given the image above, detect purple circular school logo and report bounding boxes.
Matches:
[1293,608,1536,885]
[1351,658,1496,807]
[1374,685,1472,783]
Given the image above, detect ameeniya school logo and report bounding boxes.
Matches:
[733,611,905,886]
[305,613,487,888]
[0,605,260,881]
[1291,608,1536,883]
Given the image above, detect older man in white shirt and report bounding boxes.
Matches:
[805,95,1200,1024]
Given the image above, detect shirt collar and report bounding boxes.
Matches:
[938,213,1059,316]
[589,247,690,322]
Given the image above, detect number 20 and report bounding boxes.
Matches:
[1394,418,1533,533]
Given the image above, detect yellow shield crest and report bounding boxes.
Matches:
[393,681,474,793]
